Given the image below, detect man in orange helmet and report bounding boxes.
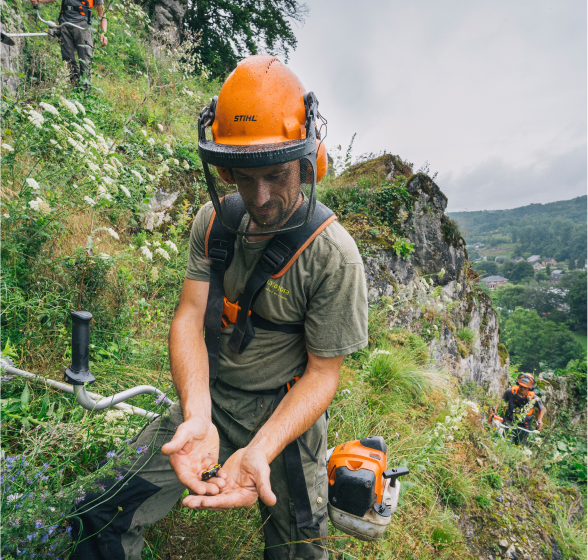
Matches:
[490,373,546,445]
[71,55,368,559]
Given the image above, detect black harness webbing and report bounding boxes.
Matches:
[204,193,335,379]
[204,194,335,531]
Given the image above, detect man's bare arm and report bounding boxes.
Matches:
[249,353,343,464]
[184,352,343,509]
[167,278,211,421]
[160,279,226,495]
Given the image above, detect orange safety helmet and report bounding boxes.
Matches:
[198,55,328,236]
[516,373,535,389]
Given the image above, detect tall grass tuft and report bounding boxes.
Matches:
[368,346,448,402]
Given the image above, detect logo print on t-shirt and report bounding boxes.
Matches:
[265,279,289,300]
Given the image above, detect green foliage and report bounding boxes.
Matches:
[449,195,587,263]
[497,342,509,367]
[182,0,307,77]
[441,215,462,246]
[473,260,499,276]
[508,260,535,283]
[502,308,584,371]
[566,271,587,329]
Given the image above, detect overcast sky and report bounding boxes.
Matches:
[285,0,587,212]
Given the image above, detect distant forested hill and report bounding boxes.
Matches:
[448,196,587,263]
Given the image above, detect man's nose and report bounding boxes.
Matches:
[253,181,272,207]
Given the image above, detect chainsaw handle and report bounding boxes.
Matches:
[383,466,410,486]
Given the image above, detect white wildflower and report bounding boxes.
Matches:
[156,154,163,161]
[83,117,96,128]
[28,197,50,215]
[130,170,143,182]
[164,143,173,155]
[27,110,44,129]
[155,247,170,261]
[99,253,111,260]
[73,100,86,115]
[87,161,100,172]
[120,185,131,198]
[147,173,155,182]
[49,139,58,146]
[140,246,153,260]
[84,196,96,207]
[157,123,164,132]
[147,137,155,146]
[73,184,79,189]
[172,158,179,166]
[144,240,151,246]
[70,122,84,133]
[3,213,9,218]
[83,124,96,136]
[183,88,194,97]
[182,160,190,170]
[153,241,161,247]
[150,266,159,282]
[26,178,40,190]
[140,129,147,137]
[165,240,178,253]
[138,150,144,157]
[72,131,85,141]
[6,493,21,503]
[1,143,14,152]
[102,175,115,185]
[51,124,61,131]
[39,102,59,115]
[59,96,79,115]
[107,228,119,240]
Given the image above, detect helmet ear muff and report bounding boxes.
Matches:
[316,140,327,183]
[516,373,535,389]
[216,166,235,184]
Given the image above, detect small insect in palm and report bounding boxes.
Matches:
[202,463,221,481]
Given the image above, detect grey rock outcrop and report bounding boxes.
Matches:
[1,0,23,93]
[150,0,188,42]
[362,171,509,394]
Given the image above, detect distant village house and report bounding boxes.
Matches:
[481,275,509,290]
[527,255,541,263]
[542,258,556,266]
[510,257,524,263]
[548,270,563,284]
[532,262,543,271]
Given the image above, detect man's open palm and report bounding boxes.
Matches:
[161,417,226,495]
[183,447,276,510]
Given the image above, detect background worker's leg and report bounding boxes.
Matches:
[71,404,186,560]
[60,26,80,86]
[259,413,329,560]
[73,26,93,90]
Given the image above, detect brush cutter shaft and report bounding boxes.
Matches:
[3,365,161,419]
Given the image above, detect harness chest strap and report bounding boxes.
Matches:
[203,194,336,380]
[61,0,94,24]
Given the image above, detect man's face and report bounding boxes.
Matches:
[233,160,301,231]
[518,385,529,398]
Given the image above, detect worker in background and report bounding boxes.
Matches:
[70,55,368,559]
[30,0,107,89]
[491,373,546,445]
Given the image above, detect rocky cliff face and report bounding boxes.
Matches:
[149,0,188,42]
[0,0,23,92]
[359,159,509,394]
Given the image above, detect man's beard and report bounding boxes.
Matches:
[247,194,301,230]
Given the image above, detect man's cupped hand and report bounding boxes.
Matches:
[183,446,277,511]
[161,416,227,495]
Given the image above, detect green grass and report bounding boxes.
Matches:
[572,330,587,354]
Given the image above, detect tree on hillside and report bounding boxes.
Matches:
[566,272,587,329]
[502,308,583,371]
[473,260,499,277]
[509,261,535,283]
[183,0,308,77]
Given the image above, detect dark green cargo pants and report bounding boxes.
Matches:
[71,401,329,559]
[60,24,93,89]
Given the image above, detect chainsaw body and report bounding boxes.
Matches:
[327,436,409,541]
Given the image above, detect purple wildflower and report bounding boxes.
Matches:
[116,475,124,481]
[27,534,35,541]
[41,534,48,543]
[124,438,134,444]
[136,446,148,454]
[106,451,116,459]
[154,393,173,406]
[35,520,43,528]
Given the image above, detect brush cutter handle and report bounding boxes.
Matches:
[383,466,410,487]
[35,5,89,31]
[64,311,96,385]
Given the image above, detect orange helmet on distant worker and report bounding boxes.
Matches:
[198,55,328,235]
[516,373,535,389]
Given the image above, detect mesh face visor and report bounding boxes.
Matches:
[198,93,320,236]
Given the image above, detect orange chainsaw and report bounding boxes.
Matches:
[326,436,409,541]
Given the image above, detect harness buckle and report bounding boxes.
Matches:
[208,240,229,268]
[221,296,251,331]
[260,241,289,273]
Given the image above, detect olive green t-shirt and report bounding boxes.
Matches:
[186,201,368,430]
